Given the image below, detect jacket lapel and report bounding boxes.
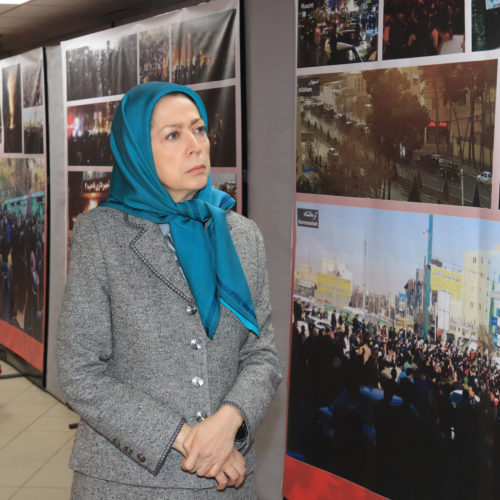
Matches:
[124,213,194,303]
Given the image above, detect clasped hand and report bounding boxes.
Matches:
[176,405,246,491]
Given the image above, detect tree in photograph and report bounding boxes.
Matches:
[408,175,421,202]
[364,68,429,200]
[421,65,446,156]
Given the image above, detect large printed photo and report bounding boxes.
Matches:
[297,59,498,207]
[287,201,500,500]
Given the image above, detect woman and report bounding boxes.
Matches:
[58,81,282,499]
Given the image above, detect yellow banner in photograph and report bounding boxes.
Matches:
[430,266,462,301]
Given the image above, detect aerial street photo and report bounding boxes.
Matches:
[296,59,497,207]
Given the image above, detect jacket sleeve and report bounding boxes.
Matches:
[57,214,185,476]
[220,220,283,453]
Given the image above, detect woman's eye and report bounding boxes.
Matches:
[195,125,206,135]
[166,131,179,140]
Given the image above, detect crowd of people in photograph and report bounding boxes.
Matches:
[68,132,113,166]
[65,36,137,101]
[0,208,44,342]
[139,30,169,83]
[383,0,465,59]
[24,124,44,155]
[288,297,500,499]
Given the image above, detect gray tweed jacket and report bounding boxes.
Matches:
[57,206,282,489]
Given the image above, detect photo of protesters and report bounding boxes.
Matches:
[288,203,500,500]
[297,0,379,68]
[3,64,22,153]
[68,171,110,231]
[67,101,118,166]
[472,0,500,51]
[0,158,45,342]
[139,26,170,83]
[212,173,237,201]
[22,61,43,108]
[297,60,497,207]
[65,34,138,101]
[196,86,236,167]
[171,9,236,85]
[23,109,44,155]
[383,0,465,59]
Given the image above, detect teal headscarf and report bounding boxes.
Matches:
[101,82,259,339]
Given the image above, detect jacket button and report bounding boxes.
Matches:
[190,339,202,350]
[124,447,133,455]
[112,439,120,447]
[191,376,204,387]
[195,411,208,422]
[137,453,146,463]
[186,304,197,315]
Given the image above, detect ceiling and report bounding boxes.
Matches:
[0,0,200,58]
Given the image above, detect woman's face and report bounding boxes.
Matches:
[150,94,210,203]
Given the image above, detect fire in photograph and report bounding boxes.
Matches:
[196,86,236,167]
[298,0,379,68]
[139,26,170,83]
[67,101,118,166]
[297,59,497,207]
[0,158,46,342]
[23,109,44,155]
[2,64,22,153]
[288,202,500,499]
[472,0,500,51]
[171,9,236,85]
[68,171,111,231]
[383,0,465,59]
[65,34,138,101]
[22,62,43,108]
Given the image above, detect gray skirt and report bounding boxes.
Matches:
[71,471,257,500]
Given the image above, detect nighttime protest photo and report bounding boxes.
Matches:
[139,26,170,83]
[65,34,138,101]
[472,0,500,52]
[22,62,43,108]
[0,158,45,343]
[67,101,118,166]
[383,0,465,59]
[287,203,500,500]
[3,64,22,154]
[171,9,236,85]
[296,60,497,207]
[297,0,379,68]
[23,109,44,155]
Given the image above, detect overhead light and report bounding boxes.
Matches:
[0,1,31,4]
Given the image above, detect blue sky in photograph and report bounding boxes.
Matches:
[295,202,500,295]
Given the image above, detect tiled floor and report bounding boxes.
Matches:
[0,362,77,500]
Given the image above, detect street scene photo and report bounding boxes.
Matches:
[472,0,500,52]
[287,202,500,499]
[383,0,465,59]
[297,59,497,207]
[298,0,379,68]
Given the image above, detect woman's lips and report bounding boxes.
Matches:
[187,164,206,174]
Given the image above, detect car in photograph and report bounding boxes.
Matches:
[327,41,362,64]
[338,29,363,46]
[477,171,492,185]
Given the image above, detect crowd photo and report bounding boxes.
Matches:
[383,0,465,59]
[171,10,236,85]
[65,35,138,101]
[288,297,500,500]
[67,101,118,166]
[139,27,170,83]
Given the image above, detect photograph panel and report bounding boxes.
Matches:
[2,64,22,153]
[196,86,236,167]
[472,0,500,51]
[383,0,465,59]
[171,9,236,85]
[67,101,118,166]
[298,0,379,68]
[288,201,500,499]
[212,172,237,199]
[0,158,46,341]
[297,59,497,207]
[139,26,170,83]
[22,61,43,108]
[65,34,138,101]
[68,170,111,231]
[23,109,44,155]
